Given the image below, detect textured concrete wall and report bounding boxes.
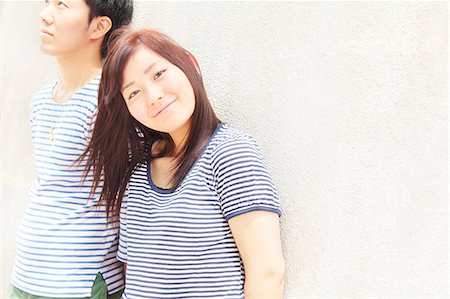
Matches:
[1,1,448,297]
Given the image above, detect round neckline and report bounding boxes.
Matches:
[147,122,224,194]
[50,74,101,105]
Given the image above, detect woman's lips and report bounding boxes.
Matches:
[154,99,177,117]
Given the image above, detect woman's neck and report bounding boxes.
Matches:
[169,122,191,156]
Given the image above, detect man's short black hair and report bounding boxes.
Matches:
[85,0,134,59]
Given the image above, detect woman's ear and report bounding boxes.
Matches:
[186,51,202,77]
[89,16,113,41]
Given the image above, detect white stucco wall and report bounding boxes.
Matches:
[1,1,448,298]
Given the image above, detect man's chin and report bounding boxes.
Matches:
[40,45,55,56]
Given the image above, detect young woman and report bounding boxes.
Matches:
[84,28,285,299]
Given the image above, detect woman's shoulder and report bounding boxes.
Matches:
[209,123,262,163]
[212,123,257,146]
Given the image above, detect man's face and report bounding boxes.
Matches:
[39,0,92,57]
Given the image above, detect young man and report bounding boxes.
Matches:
[9,1,133,298]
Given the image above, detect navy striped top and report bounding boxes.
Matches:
[11,76,124,297]
[118,123,281,298]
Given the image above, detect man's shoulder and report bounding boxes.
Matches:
[30,78,100,113]
[30,80,58,107]
[34,80,58,97]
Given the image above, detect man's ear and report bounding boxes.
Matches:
[89,16,112,40]
[187,51,202,77]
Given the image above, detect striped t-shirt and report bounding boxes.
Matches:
[118,123,282,299]
[11,76,124,297]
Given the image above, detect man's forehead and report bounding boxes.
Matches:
[66,0,88,8]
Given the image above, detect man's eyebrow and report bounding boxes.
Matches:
[122,61,161,92]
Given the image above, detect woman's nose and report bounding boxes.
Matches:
[146,84,165,106]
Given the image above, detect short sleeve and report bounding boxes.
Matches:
[212,134,282,221]
[29,81,55,127]
[84,108,97,144]
[29,90,41,129]
[29,101,34,127]
[117,188,128,263]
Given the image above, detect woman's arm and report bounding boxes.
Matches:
[228,210,285,299]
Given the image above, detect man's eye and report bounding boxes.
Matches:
[154,70,166,80]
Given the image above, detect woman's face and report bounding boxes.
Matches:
[121,46,196,140]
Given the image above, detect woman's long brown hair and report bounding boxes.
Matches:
[81,28,220,220]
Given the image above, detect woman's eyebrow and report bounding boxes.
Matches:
[122,60,161,92]
[144,60,160,74]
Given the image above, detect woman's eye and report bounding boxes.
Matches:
[129,90,140,100]
[154,69,166,80]
[58,1,68,7]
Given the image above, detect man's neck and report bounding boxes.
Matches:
[56,48,103,91]
[53,48,103,103]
